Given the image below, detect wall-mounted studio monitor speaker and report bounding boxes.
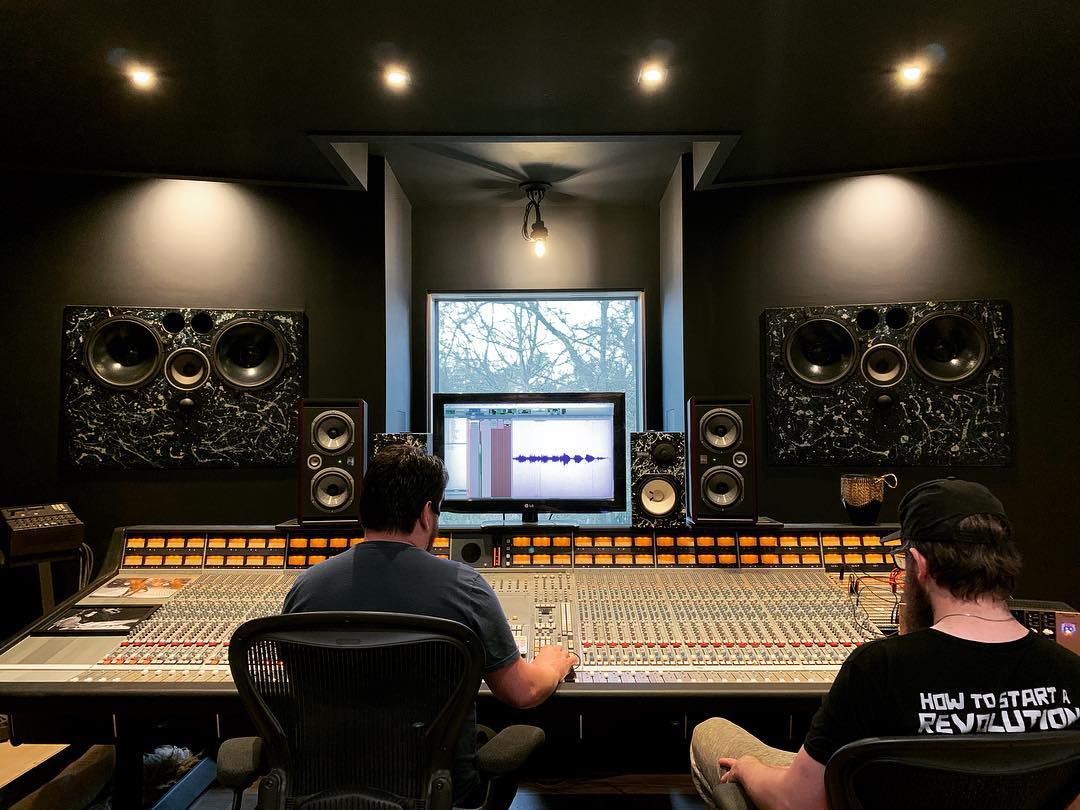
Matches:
[299,400,367,524]
[371,432,432,461]
[685,397,757,525]
[631,432,686,529]
[62,306,306,468]
[763,300,1011,466]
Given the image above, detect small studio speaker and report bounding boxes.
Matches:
[299,400,367,524]
[450,535,494,568]
[631,432,686,528]
[685,397,757,525]
[371,432,432,460]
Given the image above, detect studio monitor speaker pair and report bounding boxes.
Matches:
[685,397,757,525]
[630,432,686,528]
[62,306,306,468]
[299,400,367,524]
[764,300,1011,466]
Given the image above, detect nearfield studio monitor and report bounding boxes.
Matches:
[763,300,1011,466]
[299,400,367,524]
[630,431,686,528]
[685,397,757,525]
[61,306,306,468]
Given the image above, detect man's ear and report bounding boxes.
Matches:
[418,501,437,531]
[909,546,930,582]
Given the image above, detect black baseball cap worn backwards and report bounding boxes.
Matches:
[882,478,1010,548]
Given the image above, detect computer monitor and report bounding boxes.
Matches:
[432,392,627,522]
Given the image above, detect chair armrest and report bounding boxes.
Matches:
[709,783,756,810]
[476,725,545,777]
[216,736,266,789]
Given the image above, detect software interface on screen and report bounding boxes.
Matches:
[442,401,616,502]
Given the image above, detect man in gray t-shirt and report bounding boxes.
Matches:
[284,445,575,807]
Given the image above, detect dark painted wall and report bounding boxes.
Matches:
[681,157,1080,605]
[409,203,663,430]
[0,170,387,635]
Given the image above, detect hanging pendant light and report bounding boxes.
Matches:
[521,182,551,258]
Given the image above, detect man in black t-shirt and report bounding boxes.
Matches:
[690,479,1080,810]
[284,445,576,809]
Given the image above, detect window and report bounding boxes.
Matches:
[430,291,644,526]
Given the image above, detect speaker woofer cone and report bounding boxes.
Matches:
[700,408,742,451]
[860,344,908,388]
[210,318,286,390]
[84,316,162,389]
[311,468,354,512]
[784,317,857,386]
[165,347,210,391]
[910,313,988,383]
[701,466,744,510]
[312,411,355,454]
[636,475,678,518]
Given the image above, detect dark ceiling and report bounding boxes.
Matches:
[2,1,1078,188]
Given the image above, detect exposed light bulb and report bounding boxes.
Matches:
[897,62,926,88]
[534,240,546,258]
[639,62,666,88]
[384,66,410,90]
[128,66,157,89]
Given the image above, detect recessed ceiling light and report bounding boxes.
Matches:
[897,62,925,88]
[384,66,410,91]
[639,63,666,89]
[127,65,157,90]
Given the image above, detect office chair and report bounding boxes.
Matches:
[824,731,1080,810]
[217,612,545,810]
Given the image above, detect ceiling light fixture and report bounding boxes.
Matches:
[521,182,551,258]
[384,66,410,90]
[639,62,666,89]
[127,65,157,90]
[896,61,926,88]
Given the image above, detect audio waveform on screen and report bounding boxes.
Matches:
[512,453,607,465]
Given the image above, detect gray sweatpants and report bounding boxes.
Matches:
[690,718,797,810]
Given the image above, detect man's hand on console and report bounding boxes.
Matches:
[533,645,577,681]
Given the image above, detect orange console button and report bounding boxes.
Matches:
[677,536,695,547]
[864,553,885,564]
[800,535,819,546]
[842,535,861,547]
[802,553,822,565]
[782,554,801,565]
[123,555,144,567]
[309,538,328,549]
[227,537,246,549]
[634,536,653,547]
[329,537,348,549]
[716,536,736,547]
[594,536,614,547]
[350,537,364,546]
[432,537,450,550]
[844,553,864,564]
[822,535,841,547]
[184,555,203,566]
[206,555,225,566]
[862,535,882,546]
[533,536,552,547]
[553,536,572,547]
[760,554,780,565]
[512,554,532,566]
[291,538,309,549]
[166,537,185,549]
[695,536,715,547]
[740,554,759,565]
[657,554,676,565]
[248,537,268,549]
[533,554,552,565]
[615,554,634,566]
[143,555,163,566]
[287,555,307,567]
[677,554,697,565]
[698,554,717,565]
[824,553,843,565]
[268,537,287,549]
[553,554,572,566]
[147,537,166,548]
[307,555,327,565]
[575,554,594,565]
[614,536,633,548]
[266,555,285,567]
[759,536,779,547]
[574,536,594,547]
[245,556,265,566]
[512,536,531,547]
[738,536,758,548]
[656,536,675,547]
[209,537,227,548]
[164,555,184,567]
[635,553,653,565]
[126,537,146,548]
[780,535,799,547]
[718,554,738,566]
[226,555,246,567]
[595,554,614,566]
[187,537,205,548]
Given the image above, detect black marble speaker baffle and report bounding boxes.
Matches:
[630,431,687,529]
[763,299,1011,466]
[62,306,306,469]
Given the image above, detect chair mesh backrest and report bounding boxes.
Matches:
[230,612,482,810]
[826,733,1080,810]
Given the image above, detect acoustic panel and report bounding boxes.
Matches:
[763,299,1011,466]
[62,306,305,468]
